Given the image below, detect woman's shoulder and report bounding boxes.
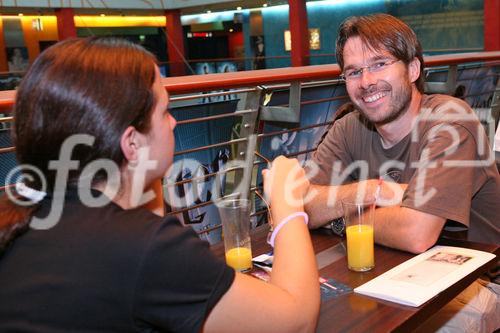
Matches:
[38,196,191,249]
[80,200,188,238]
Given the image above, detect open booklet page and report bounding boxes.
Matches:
[354,246,496,307]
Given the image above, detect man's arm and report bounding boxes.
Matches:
[305,183,365,228]
[305,180,407,228]
[371,113,484,252]
[305,181,443,253]
[372,206,445,253]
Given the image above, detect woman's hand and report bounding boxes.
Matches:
[262,156,310,225]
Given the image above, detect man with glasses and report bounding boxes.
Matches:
[305,13,500,331]
[306,13,499,249]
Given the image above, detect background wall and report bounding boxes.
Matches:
[389,0,483,54]
[259,0,483,69]
[305,0,386,65]
[0,0,488,73]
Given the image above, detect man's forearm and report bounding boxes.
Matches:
[305,180,408,229]
[304,180,439,254]
[306,186,446,253]
[304,183,366,228]
[372,206,446,253]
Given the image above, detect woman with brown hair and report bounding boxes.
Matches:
[0,37,319,332]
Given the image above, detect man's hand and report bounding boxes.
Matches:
[304,178,407,228]
[375,180,408,207]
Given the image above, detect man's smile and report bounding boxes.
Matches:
[362,91,388,103]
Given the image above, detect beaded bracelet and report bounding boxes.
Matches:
[267,212,309,248]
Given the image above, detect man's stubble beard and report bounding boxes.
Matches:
[353,76,413,126]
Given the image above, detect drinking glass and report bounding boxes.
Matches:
[342,199,375,272]
[217,198,253,272]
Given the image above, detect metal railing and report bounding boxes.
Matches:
[158,51,500,239]
[0,51,499,241]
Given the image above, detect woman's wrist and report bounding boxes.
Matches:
[267,212,309,247]
[270,203,304,228]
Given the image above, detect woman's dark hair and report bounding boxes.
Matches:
[0,37,158,254]
[336,13,425,93]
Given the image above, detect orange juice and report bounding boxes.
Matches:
[225,247,252,272]
[346,224,374,271]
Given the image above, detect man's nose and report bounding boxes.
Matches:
[359,69,377,89]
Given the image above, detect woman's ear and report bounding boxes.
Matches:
[120,126,141,163]
[408,57,421,84]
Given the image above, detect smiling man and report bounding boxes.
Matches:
[305,14,500,253]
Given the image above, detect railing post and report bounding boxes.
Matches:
[223,88,263,199]
[490,78,500,128]
[424,65,457,95]
[260,82,302,123]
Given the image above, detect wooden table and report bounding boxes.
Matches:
[211,226,499,333]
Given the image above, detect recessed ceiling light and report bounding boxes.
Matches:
[263,3,268,7]
[237,6,242,10]
[229,28,234,32]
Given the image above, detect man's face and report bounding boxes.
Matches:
[342,37,415,125]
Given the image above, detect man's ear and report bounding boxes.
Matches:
[408,57,421,84]
[120,126,141,163]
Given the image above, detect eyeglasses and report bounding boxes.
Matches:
[340,59,401,81]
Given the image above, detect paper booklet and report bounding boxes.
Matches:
[354,246,496,307]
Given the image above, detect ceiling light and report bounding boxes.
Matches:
[100,13,106,17]
[263,3,268,7]
[206,10,211,13]
[18,13,24,16]
[229,28,234,32]
[237,6,242,10]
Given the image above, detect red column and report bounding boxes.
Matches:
[20,17,41,63]
[484,0,500,51]
[55,8,77,40]
[0,19,9,71]
[289,0,309,67]
[165,10,186,76]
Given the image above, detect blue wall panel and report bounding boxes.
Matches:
[306,0,386,65]
[260,0,484,68]
[261,6,291,69]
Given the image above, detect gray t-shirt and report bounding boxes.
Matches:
[309,94,500,244]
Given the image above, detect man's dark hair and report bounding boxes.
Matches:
[336,13,425,93]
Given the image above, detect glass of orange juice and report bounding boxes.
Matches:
[217,198,253,272]
[342,199,375,272]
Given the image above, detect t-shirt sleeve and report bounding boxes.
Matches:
[132,217,235,332]
[402,122,483,226]
[307,117,355,185]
